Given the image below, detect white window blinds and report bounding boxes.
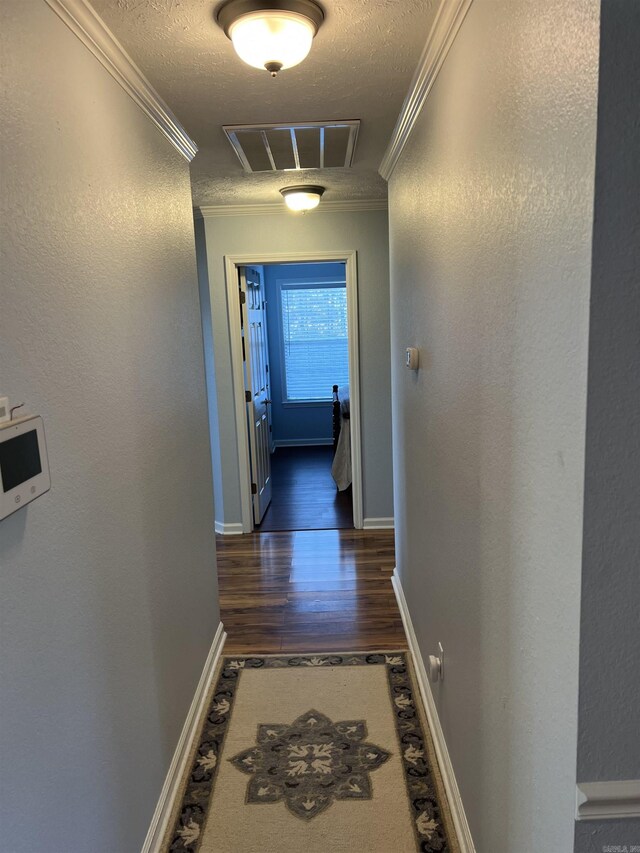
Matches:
[280,283,349,401]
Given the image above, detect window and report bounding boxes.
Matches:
[279,281,349,401]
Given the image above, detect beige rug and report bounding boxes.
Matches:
[164,652,457,853]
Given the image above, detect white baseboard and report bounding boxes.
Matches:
[214,521,244,535]
[273,438,333,447]
[141,622,226,853]
[576,780,640,820]
[363,517,395,529]
[392,570,476,853]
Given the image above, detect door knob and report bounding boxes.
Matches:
[264,399,272,404]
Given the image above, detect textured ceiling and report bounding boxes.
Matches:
[91,0,439,206]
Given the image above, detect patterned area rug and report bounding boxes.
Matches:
[164,652,458,853]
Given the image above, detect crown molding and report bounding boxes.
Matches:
[576,780,640,821]
[379,0,474,181]
[43,0,197,162]
[197,199,388,218]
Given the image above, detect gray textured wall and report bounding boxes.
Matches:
[0,3,219,850]
[198,209,393,526]
[387,0,599,850]
[575,1,640,849]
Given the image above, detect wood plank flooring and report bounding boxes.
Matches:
[257,446,353,532]
[217,528,407,654]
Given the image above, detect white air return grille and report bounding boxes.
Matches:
[223,121,360,172]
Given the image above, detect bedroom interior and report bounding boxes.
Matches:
[247,260,354,532]
[214,257,357,533]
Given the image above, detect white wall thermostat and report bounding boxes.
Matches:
[405,347,420,370]
[0,415,51,521]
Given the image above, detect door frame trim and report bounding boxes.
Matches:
[224,250,363,533]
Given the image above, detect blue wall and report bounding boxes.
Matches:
[264,262,346,445]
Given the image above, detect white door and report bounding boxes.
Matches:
[239,266,272,525]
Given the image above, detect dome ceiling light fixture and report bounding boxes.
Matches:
[215,0,325,77]
[280,185,325,212]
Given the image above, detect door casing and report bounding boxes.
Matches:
[224,250,363,533]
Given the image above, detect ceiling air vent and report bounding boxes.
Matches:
[223,121,360,173]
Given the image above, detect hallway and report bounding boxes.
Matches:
[217,528,406,654]
[3,1,639,850]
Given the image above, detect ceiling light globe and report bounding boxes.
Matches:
[280,185,325,212]
[229,11,315,73]
[283,191,320,211]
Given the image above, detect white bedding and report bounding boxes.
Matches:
[337,384,350,416]
[331,386,352,491]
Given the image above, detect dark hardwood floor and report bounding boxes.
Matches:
[257,445,352,532]
[217,528,407,654]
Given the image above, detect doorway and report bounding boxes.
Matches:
[224,250,363,533]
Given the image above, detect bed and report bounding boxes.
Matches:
[331,384,351,491]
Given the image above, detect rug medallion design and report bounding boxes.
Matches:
[229,708,390,819]
[166,653,453,853]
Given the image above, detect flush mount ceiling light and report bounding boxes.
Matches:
[216,0,324,77]
[280,184,325,212]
